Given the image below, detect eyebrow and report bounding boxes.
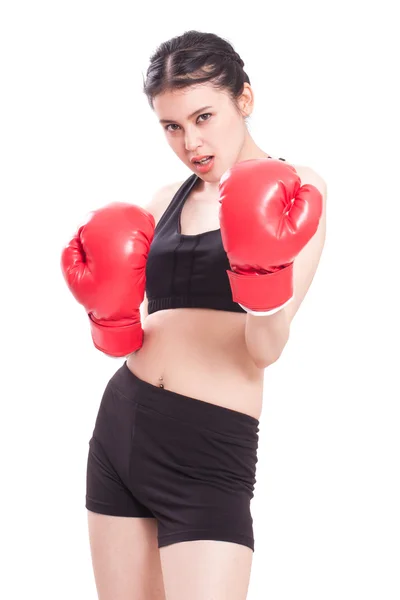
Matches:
[159,105,213,124]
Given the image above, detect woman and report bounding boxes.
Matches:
[62,30,327,600]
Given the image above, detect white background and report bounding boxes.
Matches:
[1,1,399,598]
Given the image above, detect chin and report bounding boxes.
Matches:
[203,172,221,183]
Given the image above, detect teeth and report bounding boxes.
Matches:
[197,156,212,164]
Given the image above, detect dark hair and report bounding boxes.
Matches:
[143,30,250,112]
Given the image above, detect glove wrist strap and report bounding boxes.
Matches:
[227,263,293,313]
[89,314,144,357]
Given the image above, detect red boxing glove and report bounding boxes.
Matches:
[219,159,323,315]
[61,202,155,356]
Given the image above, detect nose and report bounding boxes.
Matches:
[184,125,202,152]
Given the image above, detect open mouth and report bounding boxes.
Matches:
[193,156,214,165]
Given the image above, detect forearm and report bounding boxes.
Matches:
[244,306,290,369]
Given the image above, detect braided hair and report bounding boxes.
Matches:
[143,30,250,110]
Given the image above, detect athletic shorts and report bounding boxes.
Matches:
[86,361,260,552]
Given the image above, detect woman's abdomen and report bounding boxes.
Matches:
[126,308,264,420]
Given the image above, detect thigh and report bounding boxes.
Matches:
[85,372,166,598]
[132,401,259,552]
[85,374,154,519]
[88,511,166,600]
[159,539,253,600]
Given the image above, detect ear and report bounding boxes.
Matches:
[238,83,254,117]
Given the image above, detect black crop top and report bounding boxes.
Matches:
[145,157,286,316]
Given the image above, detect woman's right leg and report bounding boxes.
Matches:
[85,366,166,599]
[87,511,165,600]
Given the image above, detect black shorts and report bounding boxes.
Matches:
[86,361,260,552]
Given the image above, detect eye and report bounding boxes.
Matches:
[165,123,180,132]
[197,113,212,123]
[164,113,212,132]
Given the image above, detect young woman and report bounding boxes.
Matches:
[62,30,327,600]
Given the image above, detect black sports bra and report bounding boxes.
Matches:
[145,157,286,316]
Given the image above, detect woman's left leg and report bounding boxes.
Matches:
[160,539,253,600]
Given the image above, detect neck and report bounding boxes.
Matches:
[202,132,271,194]
[237,130,270,162]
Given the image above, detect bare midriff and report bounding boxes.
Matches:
[126,307,264,420]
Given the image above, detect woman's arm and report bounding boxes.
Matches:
[244,166,328,369]
[140,292,149,321]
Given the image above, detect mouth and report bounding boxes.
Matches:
[190,155,215,174]
[191,155,214,165]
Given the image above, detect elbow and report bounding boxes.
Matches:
[253,348,283,369]
[253,352,281,370]
[252,340,288,370]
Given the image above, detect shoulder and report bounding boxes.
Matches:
[293,164,327,237]
[145,180,185,227]
[275,157,327,201]
[293,164,327,204]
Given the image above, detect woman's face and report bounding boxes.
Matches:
[153,83,249,183]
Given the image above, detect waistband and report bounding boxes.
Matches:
[110,361,260,442]
[147,295,246,315]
